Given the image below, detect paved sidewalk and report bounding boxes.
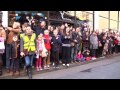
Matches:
[0,53,119,79]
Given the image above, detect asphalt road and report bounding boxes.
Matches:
[17,56,120,79]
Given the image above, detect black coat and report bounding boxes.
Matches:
[32,25,46,37]
[51,35,62,52]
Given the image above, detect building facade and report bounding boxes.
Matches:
[1,11,120,32]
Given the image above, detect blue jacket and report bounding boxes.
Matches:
[51,35,62,52]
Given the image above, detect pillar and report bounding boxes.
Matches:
[94,11,99,31]
[2,11,8,27]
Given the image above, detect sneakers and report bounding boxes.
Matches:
[92,57,97,60]
[53,66,59,69]
[52,63,55,66]
[36,67,39,71]
[66,64,69,67]
[62,64,65,66]
[47,65,50,69]
[39,67,43,71]
[44,66,47,69]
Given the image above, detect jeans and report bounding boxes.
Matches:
[24,54,34,67]
[71,47,75,61]
[6,44,12,69]
[0,54,3,69]
[10,59,19,71]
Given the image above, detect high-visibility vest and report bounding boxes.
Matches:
[23,33,36,52]
[20,33,24,39]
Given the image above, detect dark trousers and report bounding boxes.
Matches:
[52,50,59,67]
[0,54,3,70]
[62,47,71,64]
[71,47,76,61]
[6,42,18,69]
[50,49,54,64]
[114,45,118,53]
[10,59,19,71]
[118,45,120,52]
[6,44,12,69]
[96,47,103,57]
[91,49,96,57]
[59,46,62,62]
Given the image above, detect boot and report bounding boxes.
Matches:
[0,67,2,76]
[27,66,32,79]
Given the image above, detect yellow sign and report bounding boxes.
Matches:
[78,11,89,20]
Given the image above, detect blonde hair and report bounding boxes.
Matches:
[38,34,43,39]
[13,22,20,28]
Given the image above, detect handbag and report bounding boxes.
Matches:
[0,38,5,54]
[71,42,75,47]
[41,50,48,57]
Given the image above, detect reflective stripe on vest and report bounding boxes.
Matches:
[23,33,36,52]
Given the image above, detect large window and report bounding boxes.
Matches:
[118,22,120,31]
[99,17,108,30]
[85,11,93,14]
[110,20,117,30]
[99,11,109,18]
[110,11,118,20]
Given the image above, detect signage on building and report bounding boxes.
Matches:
[59,11,72,21]
[79,11,89,20]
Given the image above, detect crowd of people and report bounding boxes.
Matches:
[0,18,120,79]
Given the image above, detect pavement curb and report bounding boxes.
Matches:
[1,53,120,79]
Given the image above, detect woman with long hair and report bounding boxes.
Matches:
[61,27,72,67]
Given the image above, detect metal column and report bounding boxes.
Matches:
[118,11,119,30]
[108,11,110,29]
[47,11,50,26]
[74,11,76,28]
[93,11,95,31]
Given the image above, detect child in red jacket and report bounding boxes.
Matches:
[43,30,51,69]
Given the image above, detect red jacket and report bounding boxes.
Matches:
[114,39,118,45]
[43,35,51,50]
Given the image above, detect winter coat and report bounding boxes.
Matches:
[76,53,83,59]
[36,39,48,58]
[90,34,98,49]
[43,35,51,51]
[51,35,62,52]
